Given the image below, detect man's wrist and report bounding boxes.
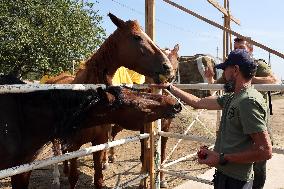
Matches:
[219,153,228,166]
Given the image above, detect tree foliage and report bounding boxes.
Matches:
[0,0,106,79]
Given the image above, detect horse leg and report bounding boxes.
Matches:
[92,129,109,189]
[160,118,172,188]
[51,139,62,189]
[57,148,69,176]
[63,160,70,176]
[139,126,150,189]
[101,124,114,170]
[102,147,109,170]
[160,135,169,188]
[109,124,124,163]
[68,158,79,189]
[11,171,31,189]
[93,151,105,189]
[139,129,145,189]
[51,164,60,189]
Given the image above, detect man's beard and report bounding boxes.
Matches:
[224,79,236,93]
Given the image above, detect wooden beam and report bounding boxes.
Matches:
[145,0,155,41]
[145,1,161,189]
[207,0,240,25]
[223,0,231,59]
[163,0,284,59]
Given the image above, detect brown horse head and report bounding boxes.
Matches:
[109,13,174,82]
[49,13,174,85]
[84,86,181,130]
[162,44,180,82]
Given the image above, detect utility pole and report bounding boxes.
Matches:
[216,46,219,58]
[207,0,240,60]
[223,0,229,60]
[268,52,271,67]
[145,1,161,189]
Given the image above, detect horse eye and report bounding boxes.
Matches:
[133,35,142,41]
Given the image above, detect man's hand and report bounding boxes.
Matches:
[204,66,215,84]
[197,145,208,159]
[198,148,219,167]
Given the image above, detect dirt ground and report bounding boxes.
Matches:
[1,96,284,189]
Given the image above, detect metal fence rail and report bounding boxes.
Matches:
[0,134,149,179]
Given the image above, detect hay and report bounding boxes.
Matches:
[178,54,218,97]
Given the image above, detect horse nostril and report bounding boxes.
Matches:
[173,103,182,113]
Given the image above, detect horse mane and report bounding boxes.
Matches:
[77,28,120,83]
[74,19,142,84]
[45,89,102,138]
[46,87,123,139]
[125,20,141,32]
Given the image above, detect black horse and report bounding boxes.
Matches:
[0,76,181,189]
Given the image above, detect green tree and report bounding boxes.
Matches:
[0,0,106,79]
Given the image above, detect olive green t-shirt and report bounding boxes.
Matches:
[215,87,267,181]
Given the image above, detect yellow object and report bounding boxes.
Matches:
[112,66,145,84]
[126,68,145,84]
[39,75,51,84]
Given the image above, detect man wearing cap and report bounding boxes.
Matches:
[151,49,272,189]
[205,37,279,189]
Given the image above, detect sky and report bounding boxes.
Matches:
[94,0,284,80]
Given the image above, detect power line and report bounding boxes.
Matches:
[106,0,220,40]
[109,0,144,15]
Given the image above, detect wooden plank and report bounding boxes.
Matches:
[223,0,229,59]
[162,0,284,59]
[145,0,155,41]
[222,0,227,60]
[207,0,240,25]
[145,1,161,189]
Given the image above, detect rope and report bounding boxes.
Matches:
[162,89,216,165]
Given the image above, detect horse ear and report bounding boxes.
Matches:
[173,44,179,53]
[108,13,125,28]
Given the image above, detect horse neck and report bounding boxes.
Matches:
[73,32,122,85]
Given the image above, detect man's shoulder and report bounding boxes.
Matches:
[254,58,267,64]
[239,88,266,108]
[254,59,272,77]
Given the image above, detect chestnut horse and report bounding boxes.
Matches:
[110,44,180,187]
[47,13,175,189]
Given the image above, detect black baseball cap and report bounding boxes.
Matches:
[215,49,256,70]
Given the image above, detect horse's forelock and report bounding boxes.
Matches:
[126,20,157,49]
[125,20,142,33]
